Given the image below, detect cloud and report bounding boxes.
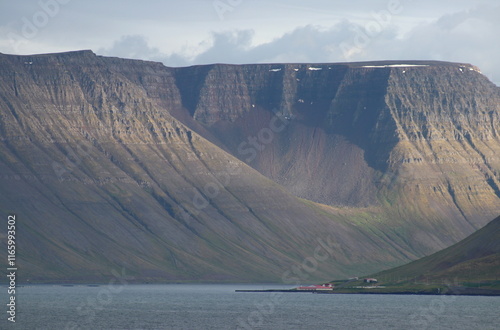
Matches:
[99,5,500,84]
[194,30,255,64]
[387,5,500,83]
[98,35,189,67]
[98,35,161,60]
[183,22,389,64]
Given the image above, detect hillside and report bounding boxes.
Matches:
[373,215,500,286]
[331,216,500,294]
[0,50,499,282]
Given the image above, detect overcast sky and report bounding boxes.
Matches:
[1,0,499,84]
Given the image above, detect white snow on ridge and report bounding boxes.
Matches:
[361,64,430,68]
[359,63,484,75]
[466,66,482,74]
[308,67,323,71]
[269,68,282,72]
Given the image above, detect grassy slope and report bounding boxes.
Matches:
[374,216,499,280]
[332,216,500,293]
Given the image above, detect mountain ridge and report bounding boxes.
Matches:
[0,50,499,282]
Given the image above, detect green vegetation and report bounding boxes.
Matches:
[329,216,500,295]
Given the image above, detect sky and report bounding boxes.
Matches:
[1,0,499,84]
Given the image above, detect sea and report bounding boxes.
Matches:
[4,284,499,329]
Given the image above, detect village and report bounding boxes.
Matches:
[235,278,383,294]
[296,278,383,292]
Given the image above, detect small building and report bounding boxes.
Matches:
[297,284,334,291]
[364,278,378,284]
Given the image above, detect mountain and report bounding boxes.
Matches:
[0,50,499,283]
[172,60,500,225]
[171,60,500,254]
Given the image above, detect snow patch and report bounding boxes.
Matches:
[269,68,282,72]
[468,67,482,74]
[308,67,323,71]
[361,64,429,68]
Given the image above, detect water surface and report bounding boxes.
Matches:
[8,284,499,329]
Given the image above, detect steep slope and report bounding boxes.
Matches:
[0,51,418,283]
[373,215,500,286]
[169,61,500,249]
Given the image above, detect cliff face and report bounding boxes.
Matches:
[0,51,499,282]
[168,61,500,231]
[383,65,500,220]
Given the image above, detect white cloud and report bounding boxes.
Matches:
[2,1,498,84]
[98,35,190,67]
[97,4,496,85]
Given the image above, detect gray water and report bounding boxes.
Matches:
[5,284,499,329]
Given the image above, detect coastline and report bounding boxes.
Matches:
[3,282,498,296]
[235,287,500,297]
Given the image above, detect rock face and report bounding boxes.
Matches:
[0,51,499,282]
[170,61,500,241]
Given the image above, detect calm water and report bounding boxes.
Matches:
[4,284,499,329]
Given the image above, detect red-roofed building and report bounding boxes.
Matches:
[297,283,334,291]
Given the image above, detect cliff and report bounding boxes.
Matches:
[0,51,498,282]
[165,61,500,244]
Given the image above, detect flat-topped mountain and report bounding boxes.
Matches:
[0,50,498,282]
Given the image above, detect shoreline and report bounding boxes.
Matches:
[235,288,500,297]
[2,283,498,296]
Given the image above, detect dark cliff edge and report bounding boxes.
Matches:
[0,50,499,283]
